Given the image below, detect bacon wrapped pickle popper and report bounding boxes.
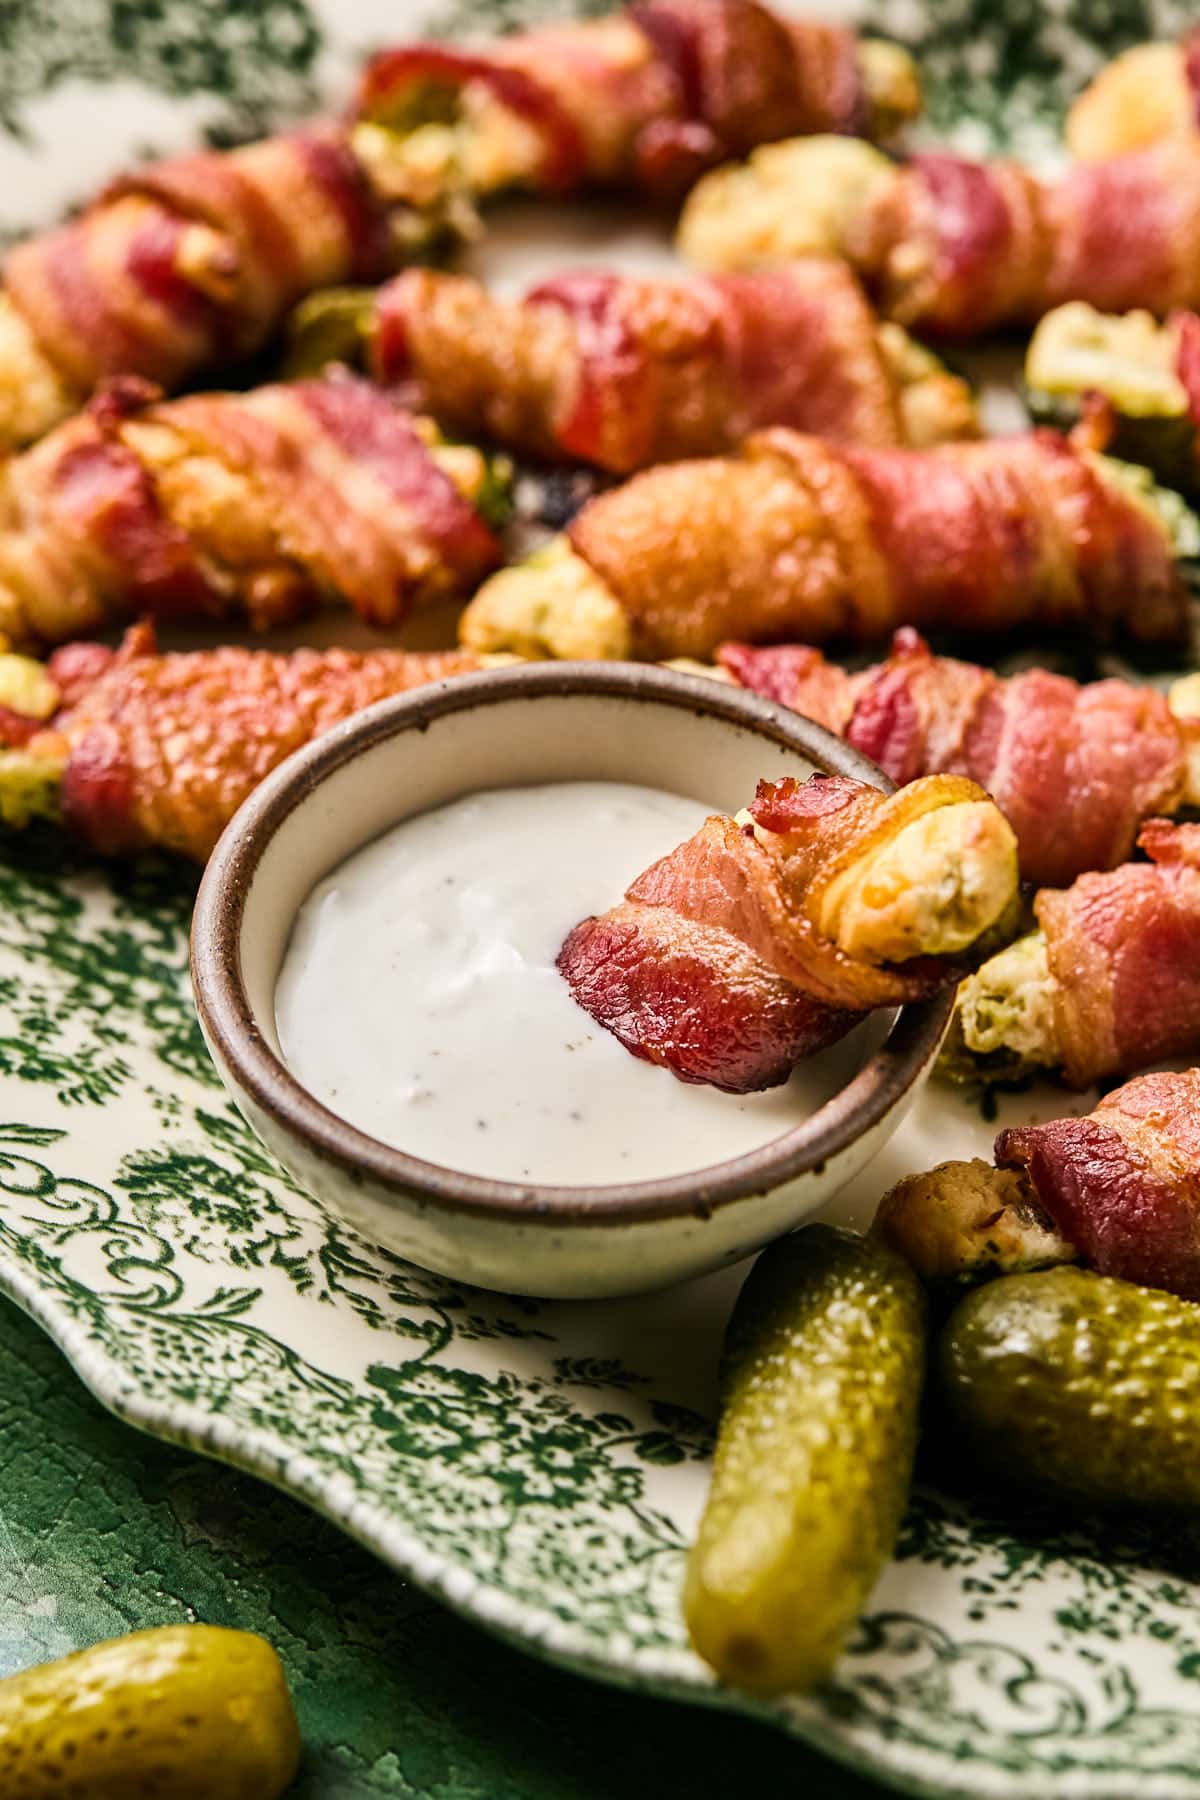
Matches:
[678,133,1200,337]
[1066,30,1200,161]
[0,3,918,453]
[458,428,1190,664]
[287,262,977,468]
[0,371,506,649]
[355,1,919,218]
[558,771,1019,1094]
[0,624,496,860]
[953,821,1200,1090]
[720,630,1200,889]
[875,1067,1200,1301]
[1024,303,1200,499]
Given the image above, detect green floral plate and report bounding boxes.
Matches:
[3,4,1200,1796]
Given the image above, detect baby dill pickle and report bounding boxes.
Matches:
[684,1224,926,1695]
[939,1266,1200,1508]
[0,1624,300,1798]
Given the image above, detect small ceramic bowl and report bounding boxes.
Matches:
[191,663,951,1299]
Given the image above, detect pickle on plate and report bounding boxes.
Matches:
[939,1267,1200,1509]
[684,1224,926,1695]
[0,1623,300,1799]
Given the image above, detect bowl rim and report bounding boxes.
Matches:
[191,660,953,1229]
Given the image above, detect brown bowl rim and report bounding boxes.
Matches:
[191,661,952,1230]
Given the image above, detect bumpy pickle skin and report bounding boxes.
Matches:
[458,537,632,660]
[0,750,65,829]
[939,1267,1200,1508]
[685,1224,926,1695]
[857,40,922,142]
[0,1623,299,1799]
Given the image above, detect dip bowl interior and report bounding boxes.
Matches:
[191,663,952,1299]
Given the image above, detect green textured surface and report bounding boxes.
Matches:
[0,1288,887,1798]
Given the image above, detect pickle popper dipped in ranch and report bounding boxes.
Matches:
[457,427,1192,661]
[558,770,1018,1092]
[0,372,508,648]
[0,0,918,451]
[287,260,977,468]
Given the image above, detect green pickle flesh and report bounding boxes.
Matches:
[684,1224,926,1696]
[940,1267,1200,1508]
[0,1623,300,1799]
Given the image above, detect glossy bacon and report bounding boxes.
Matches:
[357,0,868,205]
[565,429,1186,663]
[3,128,393,441]
[996,1068,1200,1300]
[26,624,483,860]
[720,630,1194,887]
[372,261,931,469]
[890,144,1200,334]
[0,372,500,649]
[559,772,977,1093]
[1034,822,1200,1089]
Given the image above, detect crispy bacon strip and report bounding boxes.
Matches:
[0,372,500,649]
[559,771,1005,1093]
[720,629,1195,888]
[357,1,878,206]
[1034,822,1200,1088]
[15,624,484,860]
[371,262,973,469]
[2,128,395,447]
[996,1069,1200,1299]
[541,429,1186,661]
[682,136,1200,336]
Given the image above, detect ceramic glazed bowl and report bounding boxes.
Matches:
[191,663,952,1298]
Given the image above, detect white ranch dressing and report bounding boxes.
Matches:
[275,782,863,1187]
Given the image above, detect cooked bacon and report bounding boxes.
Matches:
[559,772,984,1093]
[0,372,500,648]
[564,430,1185,663]
[877,144,1200,333]
[996,1068,1200,1299]
[372,261,928,469]
[24,623,483,860]
[3,128,392,437]
[720,629,1193,887]
[1033,821,1200,1089]
[357,1,868,204]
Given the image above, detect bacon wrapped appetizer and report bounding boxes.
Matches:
[0,4,918,454]
[0,624,498,861]
[678,132,1200,337]
[0,371,506,650]
[458,429,1190,664]
[719,630,1200,889]
[953,821,1200,1090]
[354,2,919,218]
[1024,302,1200,500]
[285,262,977,468]
[0,126,403,453]
[558,771,1019,1093]
[875,1067,1200,1301]
[1066,32,1200,161]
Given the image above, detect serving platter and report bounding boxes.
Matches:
[2,1,1200,1795]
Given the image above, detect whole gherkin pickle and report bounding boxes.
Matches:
[0,1624,300,1798]
[684,1224,926,1695]
[939,1266,1200,1508]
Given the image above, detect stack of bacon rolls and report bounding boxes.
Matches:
[2,4,1200,1303]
